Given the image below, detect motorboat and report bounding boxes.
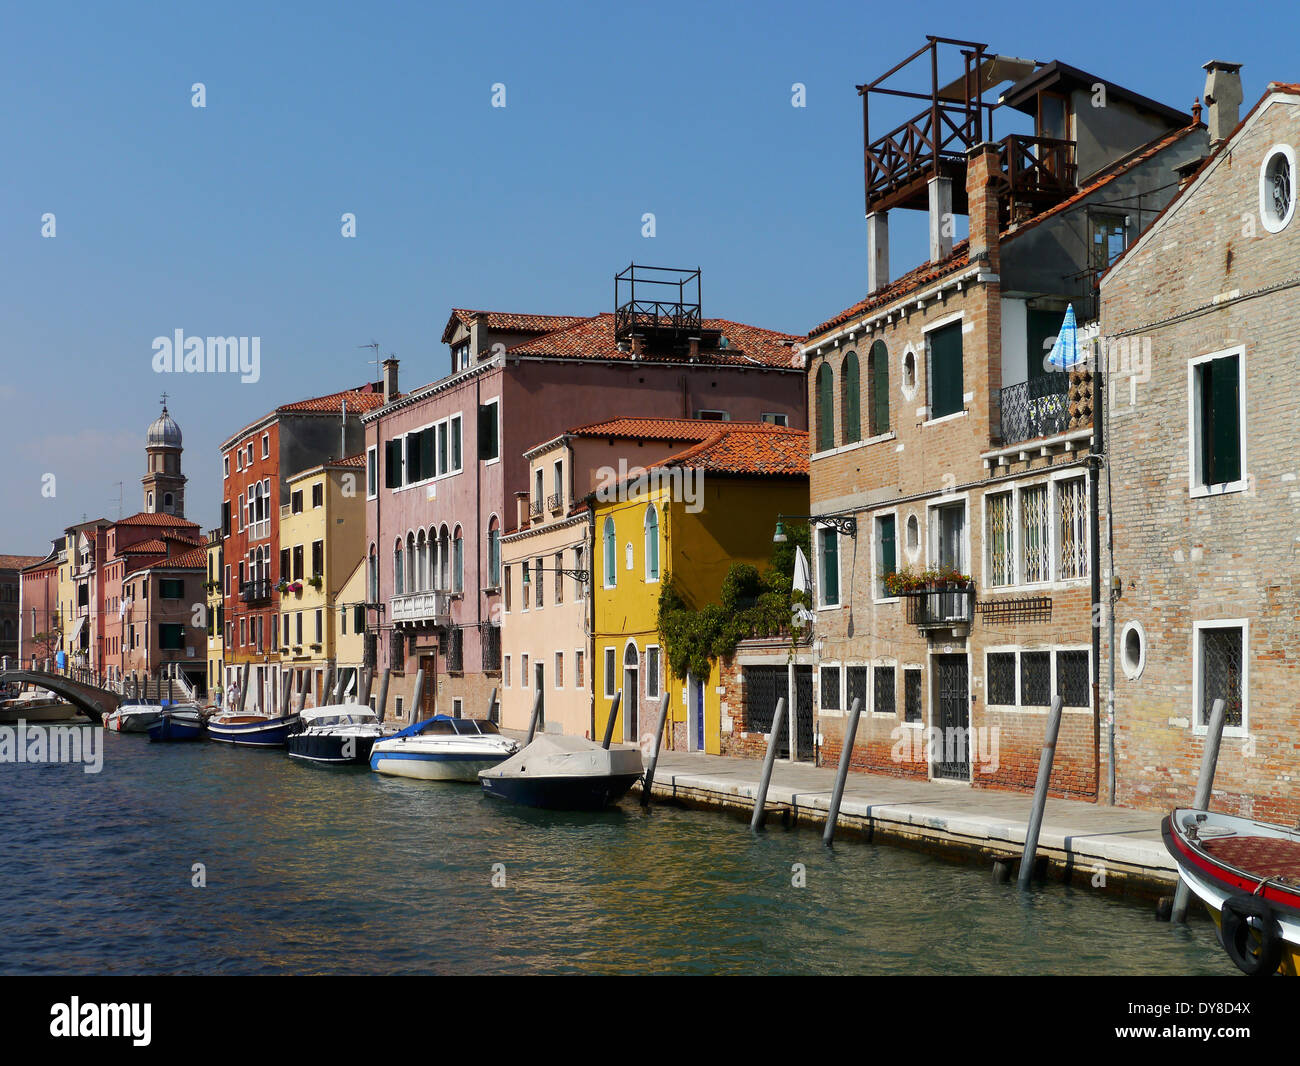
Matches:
[479,734,643,810]
[104,699,169,734]
[147,705,206,742]
[287,704,382,765]
[369,715,518,781]
[207,709,302,747]
[0,686,85,724]
[1163,807,1300,976]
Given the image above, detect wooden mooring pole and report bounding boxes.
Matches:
[236,662,251,713]
[1018,695,1064,889]
[525,687,544,745]
[823,696,863,846]
[409,669,424,722]
[750,697,787,832]
[1170,697,1227,923]
[601,691,622,750]
[640,692,672,807]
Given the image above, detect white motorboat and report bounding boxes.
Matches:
[287,704,383,765]
[0,686,85,724]
[369,715,519,781]
[104,699,171,733]
[479,734,644,810]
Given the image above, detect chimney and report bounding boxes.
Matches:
[631,334,645,358]
[382,357,399,404]
[1203,61,1243,148]
[515,490,529,529]
[966,142,1001,274]
[867,210,889,293]
[928,176,953,263]
[688,336,700,361]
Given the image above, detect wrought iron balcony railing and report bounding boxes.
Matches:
[530,499,544,518]
[239,578,273,604]
[999,373,1071,445]
[903,585,975,631]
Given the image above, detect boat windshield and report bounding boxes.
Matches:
[415,720,458,735]
[452,719,500,735]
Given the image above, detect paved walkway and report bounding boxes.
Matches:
[640,750,1177,895]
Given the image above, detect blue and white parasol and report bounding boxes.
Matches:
[1045,303,1085,371]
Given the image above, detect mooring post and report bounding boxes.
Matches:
[1018,695,1064,889]
[360,668,374,705]
[167,672,174,706]
[1171,697,1227,923]
[525,687,544,745]
[601,690,622,750]
[751,697,788,832]
[409,669,425,722]
[485,686,498,725]
[376,668,390,722]
[640,692,673,807]
[280,673,293,716]
[320,666,336,710]
[236,662,251,714]
[823,696,864,846]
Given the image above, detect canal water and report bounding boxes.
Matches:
[0,726,1236,975]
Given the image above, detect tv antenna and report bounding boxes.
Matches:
[359,341,382,382]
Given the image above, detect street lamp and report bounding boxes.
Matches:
[522,567,590,585]
[773,513,858,543]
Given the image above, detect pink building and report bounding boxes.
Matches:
[363,271,808,723]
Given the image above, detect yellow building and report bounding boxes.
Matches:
[593,425,809,754]
[335,558,369,702]
[205,529,224,702]
[278,455,367,706]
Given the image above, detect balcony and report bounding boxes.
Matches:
[239,578,273,605]
[903,585,975,633]
[547,492,561,513]
[391,590,451,627]
[999,368,1093,446]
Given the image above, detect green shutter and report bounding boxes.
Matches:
[842,353,861,444]
[879,516,896,592]
[1203,355,1241,485]
[871,341,890,433]
[384,440,402,488]
[817,364,834,451]
[478,404,499,460]
[821,528,839,605]
[929,323,964,418]
[420,428,435,481]
[353,605,365,632]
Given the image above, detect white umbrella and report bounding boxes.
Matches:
[793,545,812,595]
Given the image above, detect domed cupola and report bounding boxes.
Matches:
[142,395,187,517]
[147,405,183,448]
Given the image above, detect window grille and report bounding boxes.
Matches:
[1056,649,1090,707]
[1057,478,1088,580]
[1020,651,1051,706]
[904,669,922,724]
[873,665,896,717]
[1200,627,1243,727]
[1020,485,1050,584]
[987,492,1013,587]
[987,652,1017,705]
[846,666,868,713]
[820,666,841,710]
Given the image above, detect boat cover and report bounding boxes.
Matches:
[483,734,643,780]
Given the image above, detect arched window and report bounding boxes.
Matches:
[487,515,501,588]
[393,539,404,596]
[815,362,834,452]
[868,339,890,435]
[603,517,617,587]
[438,526,450,591]
[644,506,660,581]
[406,533,416,594]
[453,526,464,594]
[427,526,439,590]
[841,351,861,444]
[416,530,427,592]
[163,492,174,513]
[368,545,378,601]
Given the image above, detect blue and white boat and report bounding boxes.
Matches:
[287,704,382,765]
[105,699,168,734]
[147,705,206,742]
[369,715,518,781]
[207,709,302,747]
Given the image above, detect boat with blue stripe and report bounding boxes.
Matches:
[369,715,518,781]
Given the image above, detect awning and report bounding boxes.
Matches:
[67,615,87,646]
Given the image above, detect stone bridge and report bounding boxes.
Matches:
[0,670,120,723]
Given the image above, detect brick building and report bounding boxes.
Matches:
[1,554,46,663]
[1099,75,1300,819]
[800,40,1207,797]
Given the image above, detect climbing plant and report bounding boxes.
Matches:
[657,523,811,680]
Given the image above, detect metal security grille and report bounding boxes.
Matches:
[1056,649,1090,707]
[987,652,1017,705]
[794,666,814,762]
[846,666,868,713]
[390,630,404,669]
[1000,374,1070,444]
[820,666,841,710]
[904,668,923,723]
[1020,651,1051,706]
[1021,485,1050,583]
[743,666,789,759]
[481,624,501,672]
[933,656,969,780]
[446,627,464,673]
[1057,477,1089,580]
[364,632,377,669]
[987,492,1014,587]
[874,665,896,717]
[1201,626,1244,727]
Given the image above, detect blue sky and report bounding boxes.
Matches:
[0,0,1292,550]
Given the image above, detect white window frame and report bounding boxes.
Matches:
[503,654,511,687]
[604,646,616,697]
[555,651,564,689]
[480,396,501,466]
[1260,143,1297,234]
[366,445,378,500]
[644,504,660,584]
[979,473,1090,591]
[645,644,660,700]
[818,661,843,716]
[1187,345,1248,499]
[925,493,969,575]
[872,508,899,604]
[921,311,966,425]
[576,649,585,689]
[693,409,730,420]
[815,523,843,611]
[223,455,230,479]
[393,411,466,493]
[1192,618,1249,739]
[870,659,898,719]
[761,412,789,426]
[261,432,270,459]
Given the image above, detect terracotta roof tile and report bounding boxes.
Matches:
[566,416,791,442]
[113,512,202,529]
[809,245,972,338]
[507,313,804,369]
[276,388,385,414]
[0,554,46,570]
[442,309,586,344]
[657,426,810,478]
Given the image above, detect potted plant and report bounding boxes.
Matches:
[308,573,323,591]
[275,579,289,593]
[289,580,303,594]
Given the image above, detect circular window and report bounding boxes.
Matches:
[901,347,918,399]
[1120,620,1146,681]
[905,514,920,559]
[1259,144,1296,233]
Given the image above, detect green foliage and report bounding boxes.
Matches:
[657,522,813,680]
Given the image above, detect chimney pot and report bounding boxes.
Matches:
[1202,61,1243,148]
[382,357,399,405]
